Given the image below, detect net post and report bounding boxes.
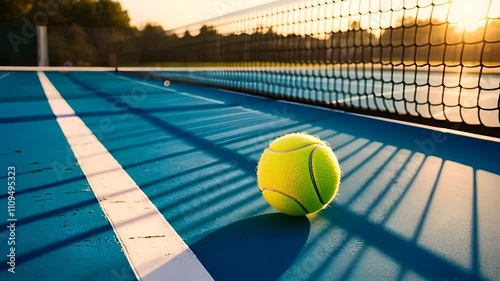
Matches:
[37,25,49,66]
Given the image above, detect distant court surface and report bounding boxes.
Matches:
[126,66,500,130]
[1,69,500,281]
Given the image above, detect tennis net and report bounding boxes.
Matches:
[115,0,500,136]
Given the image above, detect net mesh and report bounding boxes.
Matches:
[117,0,500,135]
[1,0,498,135]
[120,0,500,135]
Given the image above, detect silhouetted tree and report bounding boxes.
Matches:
[49,24,96,65]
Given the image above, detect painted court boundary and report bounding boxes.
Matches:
[107,72,225,105]
[36,72,213,281]
[110,69,499,143]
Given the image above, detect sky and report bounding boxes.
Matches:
[118,0,277,30]
[118,0,498,34]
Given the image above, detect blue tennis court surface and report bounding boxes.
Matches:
[151,67,500,127]
[1,70,499,281]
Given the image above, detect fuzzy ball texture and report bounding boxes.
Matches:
[257,133,341,216]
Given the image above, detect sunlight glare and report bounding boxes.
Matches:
[447,0,490,32]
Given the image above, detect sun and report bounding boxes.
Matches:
[447,0,491,32]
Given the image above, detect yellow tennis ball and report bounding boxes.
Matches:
[257,133,341,216]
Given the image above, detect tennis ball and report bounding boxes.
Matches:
[257,133,341,216]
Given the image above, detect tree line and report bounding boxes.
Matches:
[1,0,132,65]
[122,17,499,67]
[1,0,499,66]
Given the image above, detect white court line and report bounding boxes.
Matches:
[37,72,214,281]
[0,66,115,72]
[278,99,338,112]
[278,97,499,143]
[116,66,500,74]
[0,73,10,80]
[339,109,499,143]
[107,72,225,105]
[218,87,270,100]
[112,71,498,143]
